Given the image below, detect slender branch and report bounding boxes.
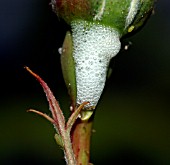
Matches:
[66,102,89,133]
[25,66,65,132]
[25,66,76,165]
[28,109,55,124]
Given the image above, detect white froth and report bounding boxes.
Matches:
[71,20,121,108]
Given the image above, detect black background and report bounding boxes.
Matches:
[0,1,170,165]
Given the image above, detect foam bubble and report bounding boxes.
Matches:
[71,20,121,108]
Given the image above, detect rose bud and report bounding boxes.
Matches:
[51,0,155,120]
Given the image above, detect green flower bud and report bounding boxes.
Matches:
[51,0,155,120]
[52,0,155,36]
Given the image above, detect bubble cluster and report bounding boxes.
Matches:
[71,20,121,108]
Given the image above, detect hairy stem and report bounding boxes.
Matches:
[62,131,76,165]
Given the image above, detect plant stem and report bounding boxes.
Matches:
[62,131,77,165]
[71,118,93,165]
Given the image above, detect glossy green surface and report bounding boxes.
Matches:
[54,0,155,37]
[60,31,77,106]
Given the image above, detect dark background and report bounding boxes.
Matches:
[0,1,169,164]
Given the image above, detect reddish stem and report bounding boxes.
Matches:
[71,118,93,165]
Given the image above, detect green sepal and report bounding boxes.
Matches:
[53,0,155,37]
[60,31,77,107]
[123,0,155,36]
[107,67,113,79]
